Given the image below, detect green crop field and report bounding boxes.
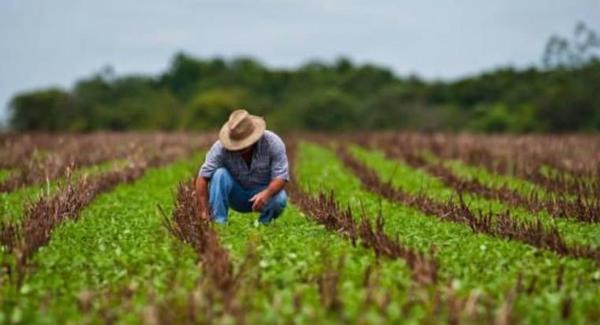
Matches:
[0,132,599,324]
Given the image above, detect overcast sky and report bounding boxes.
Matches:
[1,0,599,123]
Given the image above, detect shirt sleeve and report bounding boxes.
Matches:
[269,134,290,182]
[198,141,224,179]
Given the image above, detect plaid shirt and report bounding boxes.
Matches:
[198,130,290,189]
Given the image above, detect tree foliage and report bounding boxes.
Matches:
[8,23,600,133]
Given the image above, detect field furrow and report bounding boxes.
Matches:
[443,159,550,199]
[0,133,210,193]
[216,205,413,322]
[297,141,600,323]
[162,179,247,323]
[342,145,600,263]
[349,145,600,249]
[0,160,128,225]
[285,144,513,322]
[359,133,600,198]
[0,134,58,169]
[0,132,598,323]
[0,139,206,277]
[1,164,148,282]
[0,155,203,323]
[373,141,600,224]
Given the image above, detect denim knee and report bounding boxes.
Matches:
[211,168,233,186]
[212,168,231,181]
[276,190,287,207]
[270,190,287,212]
[209,168,234,199]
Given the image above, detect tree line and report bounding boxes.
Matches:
[8,22,600,133]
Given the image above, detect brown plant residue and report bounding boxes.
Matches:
[1,164,145,283]
[365,135,600,224]
[0,135,210,285]
[353,132,600,198]
[0,132,211,193]
[336,145,600,266]
[286,144,519,322]
[163,180,245,322]
[287,141,438,286]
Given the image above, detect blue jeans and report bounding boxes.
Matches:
[209,168,287,224]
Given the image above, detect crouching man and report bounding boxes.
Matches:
[196,109,289,224]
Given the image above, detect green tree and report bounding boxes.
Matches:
[297,89,359,131]
[181,87,249,130]
[9,89,72,131]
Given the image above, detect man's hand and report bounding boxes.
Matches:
[200,210,211,220]
[249,190,272,212]
[250,178,287,212]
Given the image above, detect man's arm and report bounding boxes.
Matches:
[195,176,211,219]
[249,178,286,212]
[249,132,290,211]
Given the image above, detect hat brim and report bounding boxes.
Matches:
[219,116,266,151]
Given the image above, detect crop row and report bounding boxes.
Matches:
[362,137,600,224]
[0,133,211,193]
[286,146,512,323]
[337,145,600,266]
[0,133,64,169]
[0,160,125,227]
[162,180,244,323]
[0,134,212,226]
[0,133,193,168]
[287,141,438,285]
[296,142,599,323]
[159,141,513,323]
[347,144,600,249]
[0,136,210,319]
[1,134,598,323]
[9,157,409,322]
[0,164,146,284]
[0,155,205,323]
[147,142,513,323]
[354,133,600,197]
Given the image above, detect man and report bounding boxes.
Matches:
[196,109,289,224]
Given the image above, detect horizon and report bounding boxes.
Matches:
[1,0,599,124]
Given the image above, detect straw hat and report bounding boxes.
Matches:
[219,109,266,151]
